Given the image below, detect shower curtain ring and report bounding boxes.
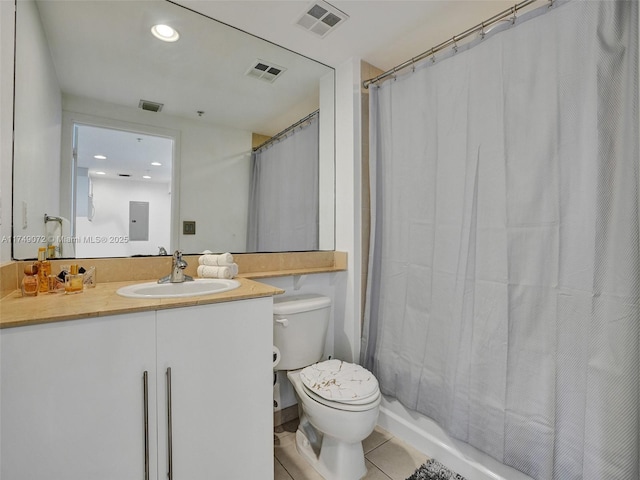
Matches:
[479,22,486,39]
[430,49,436,64]
[452,36,458,53]
[510,5,517,24]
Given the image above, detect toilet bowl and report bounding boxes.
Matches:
[287,362,380,480]
[272,294,380,480]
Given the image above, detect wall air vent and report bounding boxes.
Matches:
[295,0,348,38]
[138,99,164,112]
[245,60,286,83]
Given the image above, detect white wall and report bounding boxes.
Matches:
[318,71,335,251]
[75,177,171,258]
[11,0,62,260]
[0,0,14,263]
[332,58,363,364]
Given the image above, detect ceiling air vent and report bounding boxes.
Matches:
[138,99,164,113]
[245,60,286,83]
[296,0,348,38]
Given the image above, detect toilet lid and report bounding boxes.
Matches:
[300,359,379,404]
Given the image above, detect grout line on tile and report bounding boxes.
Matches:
[275,456,294,480]
[371,465,394,480]
[366,456,384,474]
[364,437,392,457]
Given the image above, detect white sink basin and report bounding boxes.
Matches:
[117,278,241,299]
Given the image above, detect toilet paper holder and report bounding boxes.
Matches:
[272,345,281,369]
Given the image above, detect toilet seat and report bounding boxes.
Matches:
[302,384,381,411]
[300,359,380,411]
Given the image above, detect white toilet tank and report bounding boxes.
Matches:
[273,294,331,371]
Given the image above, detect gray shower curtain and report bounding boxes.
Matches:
[247,115,319,252]
[361,1,639,479]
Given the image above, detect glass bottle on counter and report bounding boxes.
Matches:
[65,264,84,294]
[36,247,51,293]
[21,264,39,297]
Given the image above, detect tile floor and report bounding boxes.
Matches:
[274,419,427,480]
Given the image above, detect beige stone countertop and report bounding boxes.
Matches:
[0,277,284,329]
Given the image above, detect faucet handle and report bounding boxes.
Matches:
[173,250,187,269]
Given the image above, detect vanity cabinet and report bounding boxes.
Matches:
[1,297,274,480]
[155,299,273,479]
[0,311,157,480]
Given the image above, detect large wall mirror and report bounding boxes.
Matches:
[12,0,335,260]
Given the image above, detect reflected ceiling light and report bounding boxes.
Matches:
[151,162,162,166]
[94,154,107,160]
[143,175,152,179]
[151,24,180,42]
[95,171,106,175]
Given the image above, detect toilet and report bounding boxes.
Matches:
[273,294,380,480]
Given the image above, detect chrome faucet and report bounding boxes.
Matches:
[158,250,194,284]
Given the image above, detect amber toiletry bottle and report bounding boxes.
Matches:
[36,247,51,293]
[65,264,84,294]
[21,264,39,297]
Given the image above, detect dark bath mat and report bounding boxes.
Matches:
[406,458,467,480]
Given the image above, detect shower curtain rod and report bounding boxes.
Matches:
[362,0,543,89]
[253,109,319,152]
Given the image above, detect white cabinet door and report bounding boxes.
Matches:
[156,298,274,479]
[1,313,157,480]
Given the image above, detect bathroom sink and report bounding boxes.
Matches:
[116,278,241,298]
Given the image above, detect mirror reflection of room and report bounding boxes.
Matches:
[73,125,173,258]
[248,112,319,252]
[12,0,335,260]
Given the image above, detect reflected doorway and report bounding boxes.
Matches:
[73,124,173,257]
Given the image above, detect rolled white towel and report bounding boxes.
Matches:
[197,263,239,279]
[198,252,234,266]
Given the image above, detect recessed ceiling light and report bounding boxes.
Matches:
[151,162,162,166]
[151,24,180,42]
[94,154,107,160]
[95,171,106,175]
[143,175,151,179]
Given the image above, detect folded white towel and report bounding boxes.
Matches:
[197,263,239,279]
[198,252,234,266]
